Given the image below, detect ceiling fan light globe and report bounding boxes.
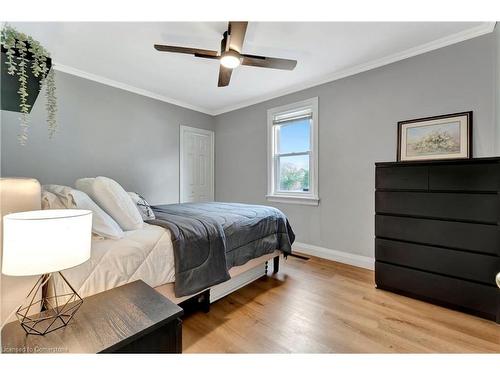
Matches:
[220,54,241,69]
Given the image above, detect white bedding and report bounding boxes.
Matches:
[51,223,175,299]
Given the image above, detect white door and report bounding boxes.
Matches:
[180,126,214,203]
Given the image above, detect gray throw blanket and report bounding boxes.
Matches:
[147,202,295,297]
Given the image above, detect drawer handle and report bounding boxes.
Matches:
[496,272,500,289]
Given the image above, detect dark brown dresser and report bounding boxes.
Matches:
[375,157,500,322]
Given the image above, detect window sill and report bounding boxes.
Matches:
[266,195,320,206]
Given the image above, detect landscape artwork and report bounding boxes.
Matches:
[405,121,460,157]
[397,112,472,161]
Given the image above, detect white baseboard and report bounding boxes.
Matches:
[292,242,375,270]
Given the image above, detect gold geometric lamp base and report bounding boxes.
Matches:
[2,209,92,336]
[16,272,83,336]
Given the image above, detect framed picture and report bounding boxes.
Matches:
[397,111,472,162]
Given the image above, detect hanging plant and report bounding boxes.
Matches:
[1,24,57,145]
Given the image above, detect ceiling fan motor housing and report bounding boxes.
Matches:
[220,49,241,68]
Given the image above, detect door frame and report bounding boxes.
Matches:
[179,125,215,203]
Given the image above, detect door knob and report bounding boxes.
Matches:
[496,272,500,289]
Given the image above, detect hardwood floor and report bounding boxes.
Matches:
[182,254,500,353]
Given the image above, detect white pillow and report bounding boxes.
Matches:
[42,185,124,240]
[75,177,143,231]
[71,190,124,240]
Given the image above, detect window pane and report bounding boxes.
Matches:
[278,118,310,154]
[278,154,310,192]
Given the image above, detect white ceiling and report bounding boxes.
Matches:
[10,22,494,115]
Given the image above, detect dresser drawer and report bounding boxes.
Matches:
[375,215,500,255]
[375,262,500,322]
[376,166,428,190]
[375,191,499,223]
[375,238,500,285]
[429,163,500,191]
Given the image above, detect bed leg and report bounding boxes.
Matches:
[201,289,210,313]
[273,256,280,274]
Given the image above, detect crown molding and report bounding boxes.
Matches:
[212,22,496,115]
[52,22,495,117]
[53,64,215,115]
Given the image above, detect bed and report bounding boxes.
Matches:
[51,201,295,306]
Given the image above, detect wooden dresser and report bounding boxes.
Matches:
[375,157,500,322]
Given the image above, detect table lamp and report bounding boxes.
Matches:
[2,209,92,335]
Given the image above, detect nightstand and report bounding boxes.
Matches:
[1,280,183,353]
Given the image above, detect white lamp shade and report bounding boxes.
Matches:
[2,209,92,276]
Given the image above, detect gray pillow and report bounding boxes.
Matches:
[128,192,155,221]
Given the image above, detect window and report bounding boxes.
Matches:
[267,97,319,205]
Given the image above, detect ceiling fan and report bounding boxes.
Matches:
[154,22,297,87]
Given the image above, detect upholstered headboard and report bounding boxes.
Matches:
[0,178,42,326]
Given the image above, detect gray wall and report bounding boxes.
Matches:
[214,33,498,258]
[1,72,215,204]
[2,32,498,259]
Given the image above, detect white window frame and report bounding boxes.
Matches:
[266,97,319,206]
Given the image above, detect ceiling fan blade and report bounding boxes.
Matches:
[218,65,233,87]
[154,44,219,57]
[220,31,229,53]
[194,53,220,60]
[241,54,297,70]
[228,22,248,53]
